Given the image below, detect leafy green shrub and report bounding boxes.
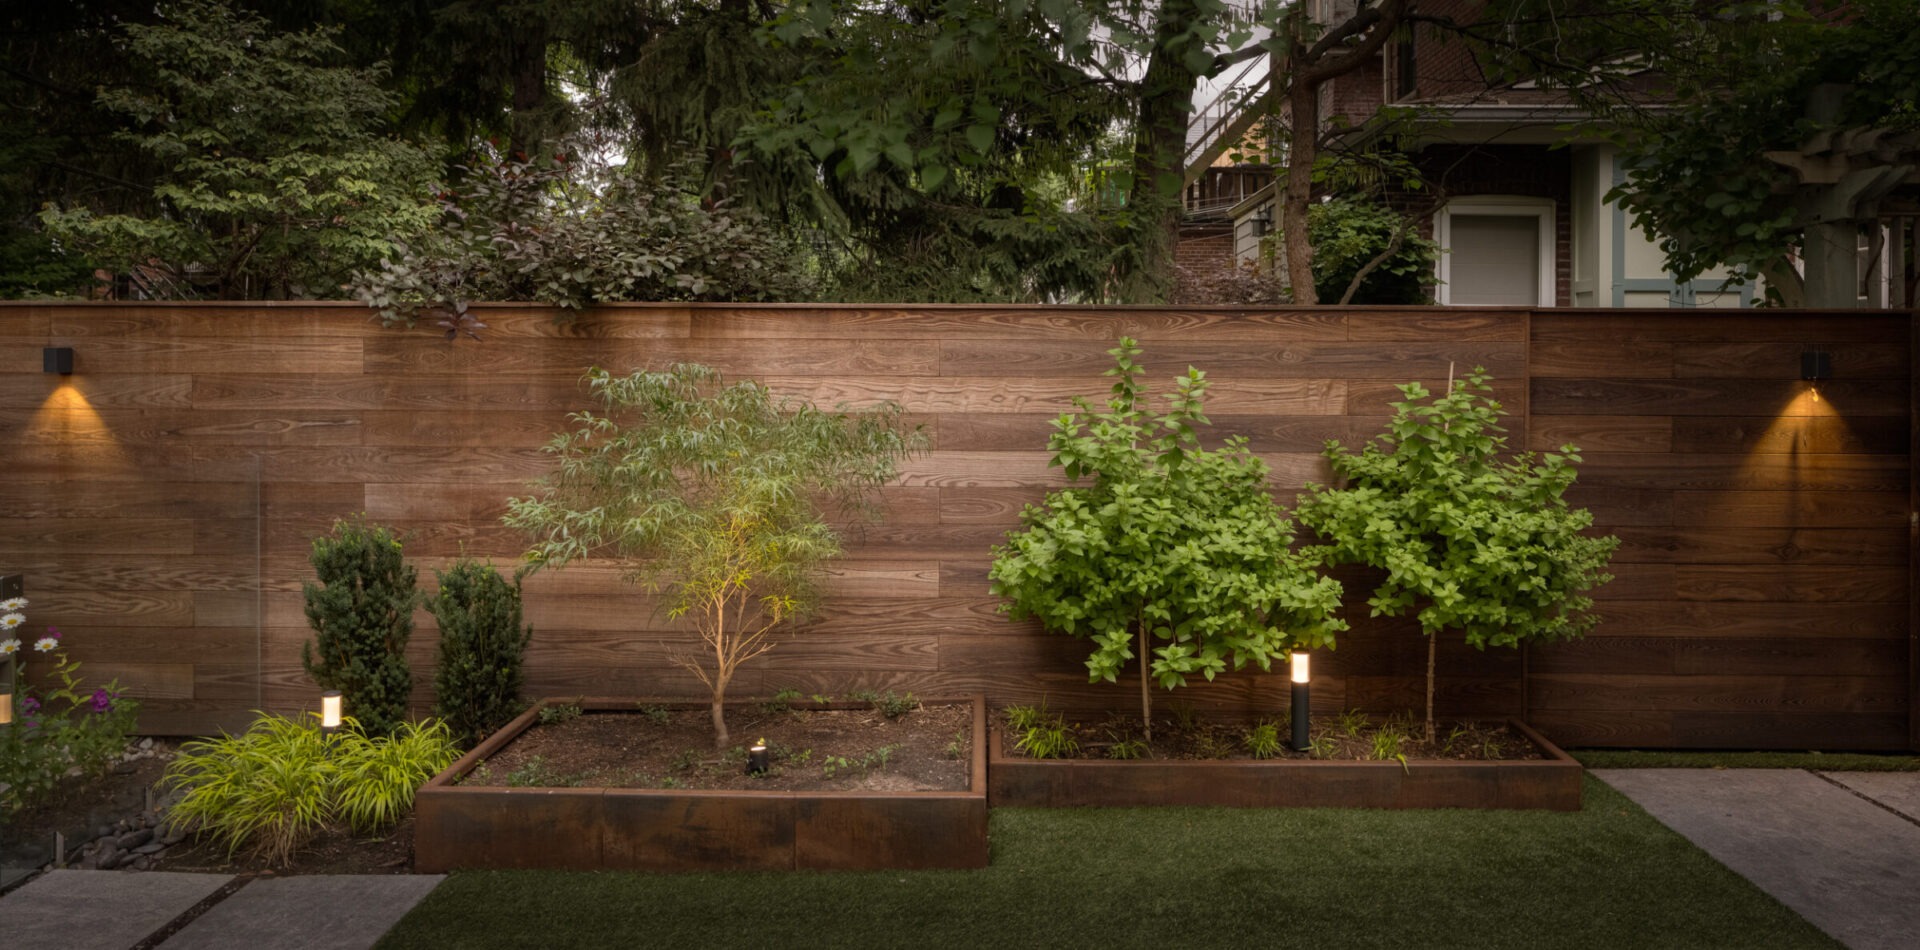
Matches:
[302,517,417,737]
[1302,196,1439,305]
[429,559,533,748]
[0,623,139,812]
[1011,708,1080,760]
[162,713,455,866]
[990,338,1346,740]
[1296,369,1618,740]
[355,154,814,331]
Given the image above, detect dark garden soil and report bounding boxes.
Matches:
[464,701,973,792]
[1001,711,1549,762]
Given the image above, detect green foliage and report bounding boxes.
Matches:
[1296,370,1618,737]
[330,718,458,832]
[848,689,919,720]
[1243,721,1283,760]
[821,744,897,778]
[505,364,922,747]
[990,338,1345,735]
[1,628,140,812]
[635,703,673,725]
[161,713,455,866]
[1013,713,1080,760]
[38,0,439,299]
[1300,197,1439,305]
[429,559,533,748]
[1370,724,1410,773]
[301,517,417,738]
[355,152,814,330]
[1106,735,1148,760]
[760,688,804,715]
[1600,0,1920,295]
[538,703,583,726]
[1002,704,1046,733]
[945,728,969,760]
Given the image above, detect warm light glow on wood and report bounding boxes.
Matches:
[321,691,343,728]
[1290,651,1310,684]
[0,692,12,725]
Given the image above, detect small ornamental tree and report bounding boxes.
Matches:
[302,518,418,738]
[429,559,534,748]
[990,338,1346,741]
[504,365,922,748]
[1294,369,1619,741]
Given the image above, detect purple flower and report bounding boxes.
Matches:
[90,687,116,713]
[23,696,41,712]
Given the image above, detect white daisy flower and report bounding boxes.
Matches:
[0,638,19,655]
[0,597,25,611]
[0,613,24,630]
[33,636,58,653]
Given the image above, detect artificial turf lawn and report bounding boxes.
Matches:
[376,776,1838,950]
[1573,749,1920,772]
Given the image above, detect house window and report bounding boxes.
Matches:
[1435,198,1555,306]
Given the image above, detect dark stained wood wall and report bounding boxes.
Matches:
[1,302,1912,749]
[1527,311,1913,750]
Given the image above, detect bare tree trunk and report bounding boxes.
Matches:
[1138,613,1153,743]
[1129,0,1208,299]
[1425,633,1437,744]
[1282,73,1321,304]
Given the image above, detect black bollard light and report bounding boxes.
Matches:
[1290,651,1311,752]
[747,739,770,775]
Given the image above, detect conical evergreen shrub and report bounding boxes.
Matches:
[429,559,532,747]
[301,517,416,737]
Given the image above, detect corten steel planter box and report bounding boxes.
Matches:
[415,695,989,872]
[990,719,1582,811]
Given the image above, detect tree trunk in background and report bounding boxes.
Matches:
[1130,0,1207,298]
[508,22,551,160]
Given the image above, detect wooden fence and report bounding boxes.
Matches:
[1,302,1913,749]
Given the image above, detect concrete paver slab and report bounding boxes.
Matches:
[158,874,445,950]
[0,870,232,950]
[1595,769,1920,950]
[1819,771,1920,825]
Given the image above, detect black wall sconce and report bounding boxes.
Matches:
[1801,350,1831,401]
[43,346,74,375]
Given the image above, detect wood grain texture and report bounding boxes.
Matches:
[1,301,1910,749]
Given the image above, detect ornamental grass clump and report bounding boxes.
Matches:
[162,714,456,867]
[989,338,1345,740]
[1295,368,1619,741]
[429,559,533,748]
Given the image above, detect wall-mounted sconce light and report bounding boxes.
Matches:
[43,347,74,375]
[746,739,770,775]
[1801,350,1831,401]
[0,692,13,727]
[1290,650,1311,752]
[1251,204,1274,238]
[320,690,343,735]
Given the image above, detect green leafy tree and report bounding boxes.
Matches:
[429,559,534,748]
[504,365,923,747]
[38,0,439,299]
[990,338,1346,740]
[1294,370,1618,741]
[302,518,418,737]
[1300,196,1439,305]
[1596,0,1920,305]
[355,151,814,332]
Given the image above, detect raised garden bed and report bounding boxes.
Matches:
[415,696,987,872]
[990,718,1581,811]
